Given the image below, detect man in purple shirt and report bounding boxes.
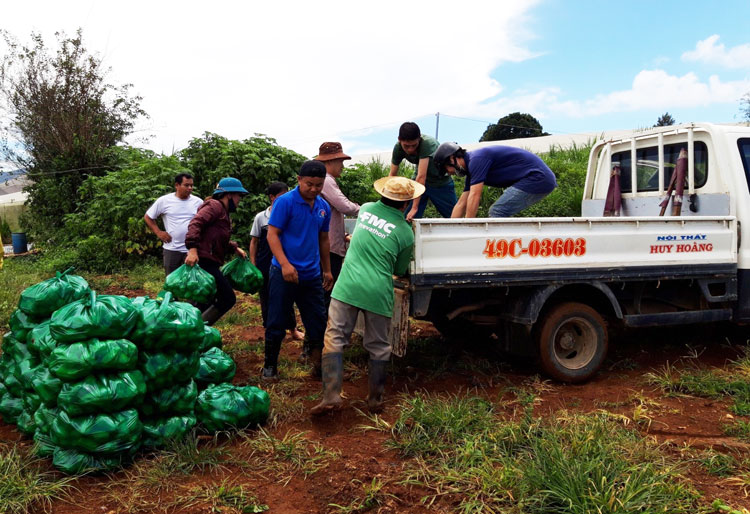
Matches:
[315,142,360,309]
[434,143,557,218]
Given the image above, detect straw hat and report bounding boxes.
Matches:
[373,176,425,201]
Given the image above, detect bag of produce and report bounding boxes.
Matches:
[17,408,37,436]
[9,309,37,341]
[195,383,270,432]
[198,325,222,353]
[0,361,25,397]
[18,268,90,318]
[58,370,146,417]
[220,258,263,294]
[46,339,138,381]
[11,344,40,388]
[26,322,59,359]
[0,392,24,423]
[31,367,63,406]
[50,291,138,343]
[139,380,197,418]
[34,404,58,433]
[50,408,142,455]
[130,294,203,352]
[22,391,42,413]
[139,351,200,390]
[52,447,128,475]
[195,347,236,387]
[163,264,216,304]
[141,414,196,448]
[33,431,56,458]
[2,332,22,359]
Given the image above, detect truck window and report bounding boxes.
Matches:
[739,138,750,194]
[614,141,708,192]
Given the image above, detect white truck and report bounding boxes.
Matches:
[397,122,750,382]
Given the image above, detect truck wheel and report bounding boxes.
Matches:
[537,302,608,383]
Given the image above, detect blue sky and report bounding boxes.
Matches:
[1,0,749,159]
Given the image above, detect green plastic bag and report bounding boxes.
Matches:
[31,367,62,407]
[142,414,197,448]
[0,392,24,423]
[58,370,146,417]
[50,408,142,455]
[34,404,58,433]
[33,431,56,457]
[11,345,40,389]
[46,339,138,381]
[2,332,22,359]
[198,325,222,353]
[163,264,217,304]
[131,294,203,352]
[22,391,41,413]
[9,309,37,342]
[195,383,270,432]
[220,258,263,294]
[195,347,236,387]
[0,361,25,397]
[18,268,90,318]
[26,321,59,359]
[50,291,138,343]
[52,447,128,475]
[139,380,197,418]
[139,351,200,391]
[17,408,37,436]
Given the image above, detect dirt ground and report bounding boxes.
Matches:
[3,290,750,513]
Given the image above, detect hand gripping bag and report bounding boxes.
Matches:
[163,264,216,304]
[50,408,142,455]
[26,321,59,359]
[18,268,90,318]
[139,379,197,418]
[52,447,129,475]
[139,350,200,391]
[220,258,263,294]
[131,294,203,352]
[50,291,138,343]
[46,339,138,381]
[197,325,222,353]
[195,383,270,432]
[58,370,146,417]
[195,347,236,387]
[141,414,197,448]
[9,309,37,342]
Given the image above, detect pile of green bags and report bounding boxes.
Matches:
[0,271,270,475]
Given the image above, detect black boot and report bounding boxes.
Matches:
[201,305,222,326]
[309,344,323,379]
[262,340,282,380]
[367,359,389,413]
[310,353,343,415]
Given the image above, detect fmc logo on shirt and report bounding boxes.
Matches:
[357,211,395,240]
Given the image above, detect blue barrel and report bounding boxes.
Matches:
[11,232,27,254]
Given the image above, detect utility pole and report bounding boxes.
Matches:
[435,112,440,140]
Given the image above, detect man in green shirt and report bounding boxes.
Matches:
[389,122,456,221]
[311,176,424,415]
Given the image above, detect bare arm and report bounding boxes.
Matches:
[319,232,333,291]
[389,163,400,177]
[464,183,485,218]
[452,192,469,218]
[249,237,259,266]
[405,157,431,221]
[143,214,171,243]
[268,225,297,283]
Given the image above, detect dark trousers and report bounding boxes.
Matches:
[264,265,326,368]
[197,260,236,317]
[163,249,187,276]
[259,269,297,330]
[324,253,344,311]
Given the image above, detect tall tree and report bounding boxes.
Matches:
[0,29,147,241]
[480,112,548,142]
[654,112,676,127]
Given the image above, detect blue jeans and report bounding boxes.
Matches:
[265,265,326,346]
[488,186,551,217]
[408,180,457,218]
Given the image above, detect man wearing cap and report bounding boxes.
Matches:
[144,173,204,275]
[311,176,423,415]
[185,177,248,325]
[263,160,333,380]
[315,142,360,308]
[389,122,456,221]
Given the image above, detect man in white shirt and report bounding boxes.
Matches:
[315,142,360,309]
[144,173,204,275]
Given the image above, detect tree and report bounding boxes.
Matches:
[0,29,147,241]
[654,112,676,127]
[741,93,750,122]
[479,112,549,142]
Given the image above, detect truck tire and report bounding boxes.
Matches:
[536,302,608,383]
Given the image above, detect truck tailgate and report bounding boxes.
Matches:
[412,216,737,277]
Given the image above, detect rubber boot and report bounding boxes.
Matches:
[262,340,282,381]
[297,339,311,363]
[310,353,343,415]
[367,359,389,413]
[309,344,323,379]
[201,305,222,326]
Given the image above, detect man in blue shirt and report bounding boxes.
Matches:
[433,143,557,218]
[264,160,333,379]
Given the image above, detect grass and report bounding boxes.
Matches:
[0,443,75,514]
[329,477,398,513]
[175,478,268,513]
[0,258,48,329]
[364,393,700,513]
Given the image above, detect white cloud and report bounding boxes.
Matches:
[682,35,750,69]
[0,0,541,157]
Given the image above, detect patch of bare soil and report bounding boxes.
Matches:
[7,294,750,513]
